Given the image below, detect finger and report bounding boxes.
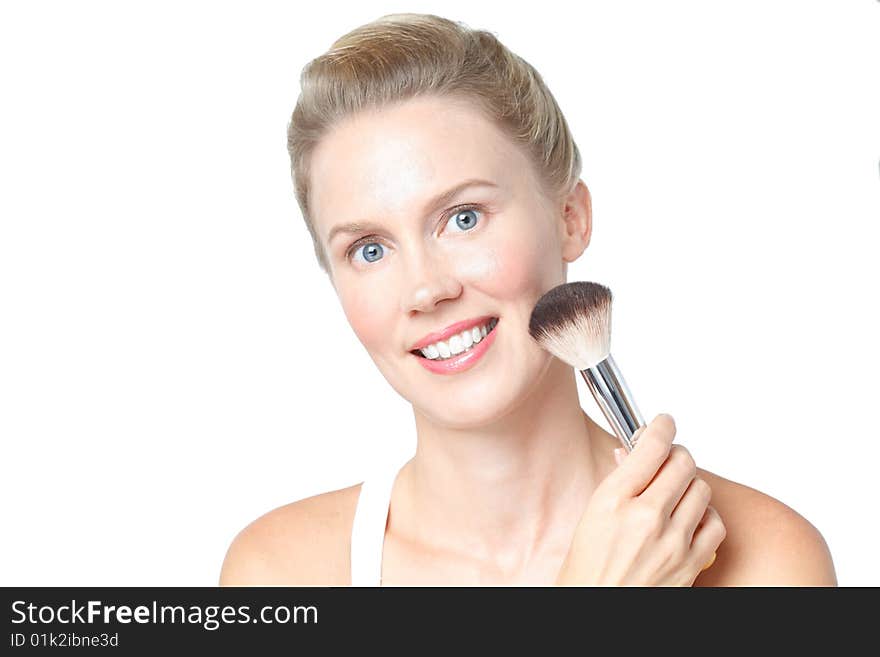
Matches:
[638,444,697,517]
[606,414,677,498]
[669,476,712,541]
[688,506,726,570]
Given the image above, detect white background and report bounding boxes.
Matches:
[1,1,877,586]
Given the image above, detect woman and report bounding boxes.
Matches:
[220,13,836,586]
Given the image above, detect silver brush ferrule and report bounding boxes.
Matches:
[579,353,645,453]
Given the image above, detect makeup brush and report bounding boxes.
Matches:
[528,281,645,453]
[529,283,720,573]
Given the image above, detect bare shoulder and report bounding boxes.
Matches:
[693,467,837,586]
[219,482,363,586]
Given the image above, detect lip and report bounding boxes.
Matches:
[408,315,496,352]
[412,319,499,375]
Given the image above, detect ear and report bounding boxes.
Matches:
[559,179,592,263]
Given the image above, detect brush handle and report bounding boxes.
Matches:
[579,353,645,453]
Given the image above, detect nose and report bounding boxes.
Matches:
[400,248,463,314]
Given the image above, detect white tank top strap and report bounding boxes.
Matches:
[350,459,402,586]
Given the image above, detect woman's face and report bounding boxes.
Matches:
[309,95,581,427]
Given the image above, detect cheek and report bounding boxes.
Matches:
[337,280,392,350]
[455,228,552,300]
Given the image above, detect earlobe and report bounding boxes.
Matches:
[560,179,592,263]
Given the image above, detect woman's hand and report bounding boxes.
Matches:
[555,413,727,586]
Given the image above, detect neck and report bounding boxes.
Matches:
[396,357,613,580]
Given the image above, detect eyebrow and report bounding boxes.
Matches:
[325,178,500,246]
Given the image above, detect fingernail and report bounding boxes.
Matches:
[701,551,717,571]
[631,427,646,449]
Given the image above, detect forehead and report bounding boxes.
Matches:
[309,96,528,236]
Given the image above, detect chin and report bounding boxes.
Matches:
[388,337,552,427]
[412,381,526,429]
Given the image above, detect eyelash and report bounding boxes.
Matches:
[345,203,486,263]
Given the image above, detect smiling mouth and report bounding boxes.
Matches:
[410,317,499,360]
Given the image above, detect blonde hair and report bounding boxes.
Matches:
[287,13,582,275]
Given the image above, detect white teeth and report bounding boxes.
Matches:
[416,319,497,361]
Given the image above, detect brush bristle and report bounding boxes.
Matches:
[528,281,612,371]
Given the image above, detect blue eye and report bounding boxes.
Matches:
[445,207,481,233]
[347,205,483,266]
[352,242,385,264]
